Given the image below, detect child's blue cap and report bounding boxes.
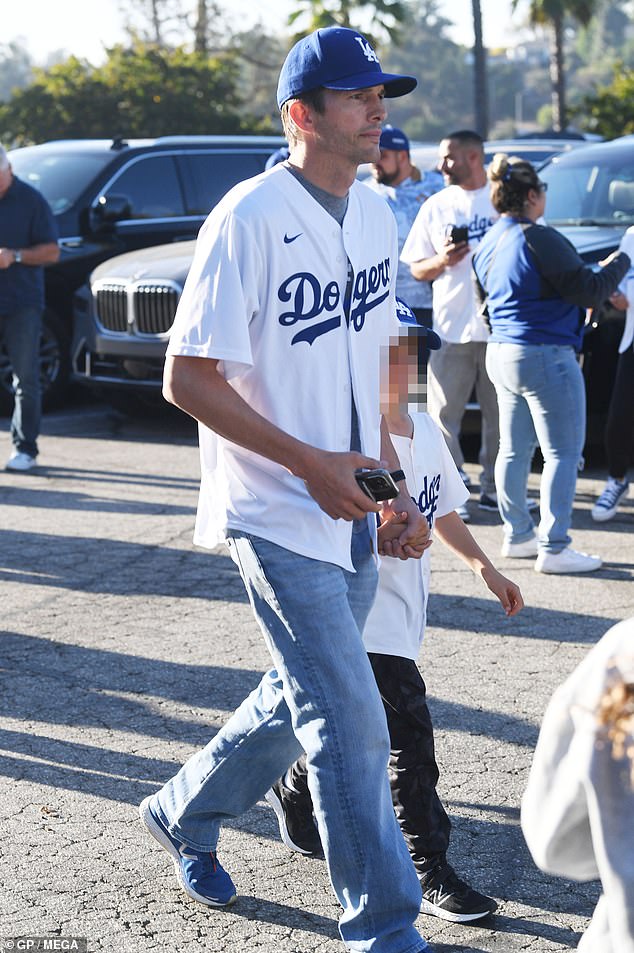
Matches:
[396,298,442,349]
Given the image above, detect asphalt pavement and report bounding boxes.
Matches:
[1,400,633,953]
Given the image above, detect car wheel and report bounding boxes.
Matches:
[0,308,71,416]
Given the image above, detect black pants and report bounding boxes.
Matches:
[605,345,634,478]
[287,652,451,875]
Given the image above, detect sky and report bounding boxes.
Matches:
[4,0,530,65]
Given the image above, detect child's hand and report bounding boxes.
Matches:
[481,566,524,616]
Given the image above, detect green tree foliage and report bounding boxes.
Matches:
[574,64,634,136]
[380,0,475,138]
[288,0,409,46]
[230,26,287,130]
[0,43,269,144]
[512,0,599,129]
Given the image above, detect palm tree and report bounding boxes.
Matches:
[472,0,489,137]
[513,0,598,130]
[288,0,408,46]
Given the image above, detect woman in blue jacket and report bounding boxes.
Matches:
[473,154,629,574]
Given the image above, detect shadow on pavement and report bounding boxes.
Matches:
[1,529,247,600]
[1,631,263,718]
[429,595,620,644]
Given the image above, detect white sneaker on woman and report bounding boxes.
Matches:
[535,547,602,574]
[501,536,538,558]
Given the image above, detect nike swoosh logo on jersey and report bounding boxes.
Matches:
[284,232,302,244]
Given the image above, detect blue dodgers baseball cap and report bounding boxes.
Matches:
[396,298,442,349]
[380,126,410,152]
[277,28,417,108]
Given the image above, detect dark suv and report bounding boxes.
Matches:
[0,135,284,412]
[72,135,633,445]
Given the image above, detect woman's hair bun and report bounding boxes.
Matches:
[489,153,510,181]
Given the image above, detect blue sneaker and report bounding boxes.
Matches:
[139,795,237,907]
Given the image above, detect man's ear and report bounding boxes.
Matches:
[288,99,314,135]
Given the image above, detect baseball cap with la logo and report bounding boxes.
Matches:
[277,27,417,108]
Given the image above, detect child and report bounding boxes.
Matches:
[521,618,634,952]
[265,300,524,923]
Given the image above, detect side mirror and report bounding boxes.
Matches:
[90,193,132,231]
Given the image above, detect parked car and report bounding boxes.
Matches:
[73,135,631,446]
[0,135,285,414]
[357,135,591,182]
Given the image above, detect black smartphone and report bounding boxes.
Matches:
[355,468,400,503]
[450,225,469,245]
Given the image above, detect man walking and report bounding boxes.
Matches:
[401,130,499,516]
[139,27,433,953]
[0,145,59,471]
[367,126,443,327]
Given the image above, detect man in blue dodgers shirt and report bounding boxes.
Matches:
[139,27,434,953]
[367,126,443,329]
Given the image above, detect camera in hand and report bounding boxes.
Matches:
[355,468,400,503]
[449,225,469,245]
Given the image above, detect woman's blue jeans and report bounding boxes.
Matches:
[486,342,586,554]
[155,525,427,953]
[1,306,42,457]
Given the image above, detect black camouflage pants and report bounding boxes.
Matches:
[286,651,451,875]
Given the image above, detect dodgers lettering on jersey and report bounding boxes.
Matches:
[278,258,390,346]
[414,472,441,529]
[444,212,494,245]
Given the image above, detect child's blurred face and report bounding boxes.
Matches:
[382,330,428,410]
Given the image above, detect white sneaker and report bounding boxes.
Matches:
[5,451,37,471]
[535,547,602,574]
[501,536,539,558]
[456,503,471,523]
[591,477,629,522]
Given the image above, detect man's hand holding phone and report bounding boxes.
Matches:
[300,450,389,521]
[438,224,470,271]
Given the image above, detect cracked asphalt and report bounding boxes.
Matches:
[1,400,633,953]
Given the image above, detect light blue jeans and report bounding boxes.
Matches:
[155,525,427,953]
[486,342,586,554]
[1,306,42,457]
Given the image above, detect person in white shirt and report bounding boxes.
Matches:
[137,26,435,953]
[521,617,634,953]
[401,130,499,520]
[265,300,524,925]
[592,226,634,522]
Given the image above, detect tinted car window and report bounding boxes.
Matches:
[541,151,634,226]
[104,155,185,219]
[180,152,269,215]
[9,149,114,214]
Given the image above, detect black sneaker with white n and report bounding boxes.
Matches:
[419,862,497,922]
[265,772,324,858]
